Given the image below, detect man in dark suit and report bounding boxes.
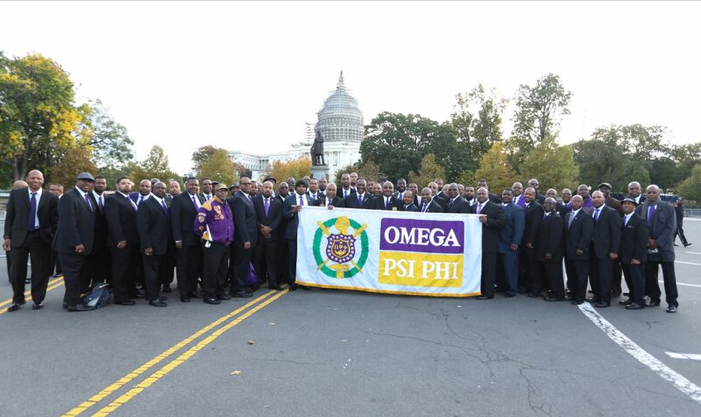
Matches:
[339,173,356,200]
[199,178,214,202]
[283,180,311,290]
[620,198,649,310]
[534,198,566,301]
[171,177,205,302]
[316,183,345,208]
[627,181,646,205]
[471,187,506,299]
[520,187,544,296]
[674,198,691,247]
[86,175,110,292]
[399,191,419,212]
[253,181,283,290]
[372,181,400,211]
[104,176,140,305]
[476,179,502,204]
[55,172,97,311]
[136,181,172,307]
[497,189,524,297]
[462,185,476,208]
[564,195,594,305]
[229,176,257,298]
[419,187,444,213]
[588,190,622,308]
[275,181,291,285]
[306,178,324,206]
[527,178,546,204]
[345,178,373,209]
[5,180,29,284]
[131,179,152,207]
[636,185,678,313]
[445,183,470,214]
[4,170,59,312]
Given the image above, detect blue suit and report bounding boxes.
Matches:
[497,203,525,294]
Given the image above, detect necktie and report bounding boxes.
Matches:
[568,212,575,229]
[543,213,548,220]
[385,197,390,209]
[160,200,169,217]
[84,193,93,212]
[624,215,630,227]
[477,204,482,214]
[128,195,137,212]
[449,198,455,207]
[98,195,104,214]
[399,193,403,201]
[422,203,428,212]
[358,195,363,207]
[299,195,304,206]
[192,195,198,209]
[138,195,144,206]
[647,205,656,228]
[264,198,269,216]
[28,192,37,231]
[594,207,600,222]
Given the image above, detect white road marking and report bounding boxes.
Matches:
[685,252,701,255]
[578,302,701,405]
[676,261,701,266]
[666,352,701,362]
[666,281,701,288]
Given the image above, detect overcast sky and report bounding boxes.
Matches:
[2,1,700,173]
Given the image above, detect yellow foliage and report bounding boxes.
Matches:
[474,142,517,192]
[267,155,312,183]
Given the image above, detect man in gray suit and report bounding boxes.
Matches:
[635,185,678,313]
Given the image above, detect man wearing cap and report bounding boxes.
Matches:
[598,183,623,215]
[55,172,97,312]
[170,177,205,302]
[4,170,59,312]
[229,177,257,298]
[283,180,311,290]
[619,198,648,310]
[195,183,235,304]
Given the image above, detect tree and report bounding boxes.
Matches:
[198,148,235,185]
[50,146,97,188]
[409,154,446,189]
[512,73,572,147]
[267,155,311,183]
[670,142,701,182]
[676,165,701,202]
[191,145,221,173]
[85,99,134,169]
[358,159,382,181]
[519,136,579,191]
[474,142,517,193]
[129,145,180,183]
[0,53,93,180]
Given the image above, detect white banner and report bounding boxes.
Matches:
[296,207,482,297]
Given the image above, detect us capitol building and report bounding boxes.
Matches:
[229,72,364,181]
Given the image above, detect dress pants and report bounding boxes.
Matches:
[540,260,564,299]
[110,245,139,302]
[589,254,614,303]
[526,250,543,295]
[202,242,229,299]
[176,244,202,297]
[481,252,497,297]
[162,250,177,288]
[231,244,252,293]
[9,231,52,304]
[287,238,298,282]
[141,253,166,301]
[86,249,111,291]
[59,252,89,307]
[675,227,689,246]
[277,238,290,284]
[611,261,623,295]
[645,261,678,307]
[497,251,519,294]
[622,263,646,305]
[565,259,589,302]
[253,236,278,287]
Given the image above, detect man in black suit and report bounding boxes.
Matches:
[306,178,324,206]
[253,181,283,290]
[399,191,419,212]
[105,176,140,305]
[588,190,622,308]
[275,181,291,285]
[136,181,172,307]
[564,195,594,305]
[462,185,476,208]
[520,187,544,296]
[445,183,470,214]
[472,187,506,299]
[229,176,257,298]
[345,178,373,209]
[534,198,566,301]
[419,187,444,213]
[372,181,400,211]
[527,178,546,204]
[4,170,59,312]
[339,173,356,200]
[316,183,345,208]
[394,178,408,201]
[86,175,110,292]
[476,179,502,204]
[131,179,152,207]
[620,198,649,310]
[199,178,214,202]
[171,177,205,302]
[627,181,646,205]
[5,180,29,284]
[283,180,311,290]
[55,172,97,312]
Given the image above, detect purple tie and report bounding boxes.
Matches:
[28,192,37,231]
[648,205,656,228]
[477,204,482,214]
[358,195,363,207]
[161,200,169,217]
[98,195,104,214]
[264,198,269,216]
[192,195,198,209]
[568,212,575,229]
[299,195,304,206]
[128,195,137,212]
[422,203,427,212]
[84,193,93,212]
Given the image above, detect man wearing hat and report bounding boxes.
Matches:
[619,197,648,309]
[55,172,97,311]
[598,182,623,215]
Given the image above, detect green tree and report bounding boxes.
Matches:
[199,148,235,185]
[670,142,701,182]
[191,145,220,173]
[676,165,701,202]
[129,145,180,183]
[519,136,579,191]
[51,146,97,188]
[512,73,572,147]
[85,99,134,169]
[409,154,446,189]
[0,52,93,180]
[358,159,382,181]
[474,142,517,193]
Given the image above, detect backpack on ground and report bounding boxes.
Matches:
[82,283,111,309]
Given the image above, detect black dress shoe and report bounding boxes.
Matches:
[180,297,190,303]
[684,243,692,247]
[666,305,677,313]
[504,292,516,298]
[622,292,630,297]
[527,293,540,298]
[268,285,283,291]
[218,294,232,301]
[162,285,172,293]
[619,299,633,306]
[611,291,621,298]
[544,296,565,302]
[517,287,529,294]
[231,291,253,298]
[133,292,146,299]
[149,299,167,307]
[564,295,574,301]
[594,301,611,308]
[32,302,44,310]
[476,295,493,300]
[115,300,136,306]
[158,296,168,301]
[7,302,21,312]
[571,299,584,305]
[645,299,661,307]
[625,302,644,310]
[67,304,95,312]
[204,297,221,305]
[586,297,601,304]
[288,283,298,291]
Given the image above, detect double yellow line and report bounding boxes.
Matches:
[62,288,289,417]
[0,276,65,316]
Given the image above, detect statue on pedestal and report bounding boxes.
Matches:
[310,127,326,166]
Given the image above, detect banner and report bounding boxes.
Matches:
[296,207,482,297]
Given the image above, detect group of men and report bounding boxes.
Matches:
[3,169,686,314]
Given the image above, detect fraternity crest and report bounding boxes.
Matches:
[313,216,369,279]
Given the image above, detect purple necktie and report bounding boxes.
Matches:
[264,198,269,216]
[192,195,198,209]
[128,195,137,212]
[98,195,104,214]
[477,204,482,214]
[358,195,363,207]
[28,192,37,231]
[594,207,600,222]
[568,212,575,229]
[161,200,169,217]
[299,195,304,206]
[84,193,93,212]
[422,203,428,212]
[648,205,656,228]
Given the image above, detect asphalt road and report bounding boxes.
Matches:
[1,220,700,417]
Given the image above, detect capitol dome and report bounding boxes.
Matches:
[317,71,364,143]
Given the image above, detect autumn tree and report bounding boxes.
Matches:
[519,136,579,191]
[51,146,97,188]
[474,142,517,193]
[358,159,382,181]
[129,145,180,183]
[512,73,572,147]
[409,154,446,188]
[267,155,311,183]
[198,148,235,186]
[191,145,220,173]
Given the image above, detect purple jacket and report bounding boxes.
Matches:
[194,198,234,245]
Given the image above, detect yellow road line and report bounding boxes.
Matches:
[62,289,281,417]
[0,279,64,316]
[90,289,288,417]
[0,276,64,309]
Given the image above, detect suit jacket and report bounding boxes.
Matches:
[534,212,564,262]
[606,197,624,216]
[471,201,506,253]
[556,202,571,219]
[564,209,594,261]
[283,193,311,240]
[620,213,648,264]
[171,192,205,246]
[130,192,151,207]
[338,188,356,200]
[636,200,676,262]
[488,192,502,204]
[522,201,544,246]
[253,194,282,241]
[445,197,470,214]
[399,203,419,212]
[105,192,139,247]
[591,205,622,259]
[229,191,258,246]
[306,191,325,206]
[498,203,525,254]
[136,197,172,256]
[55,188,96,254]
[316,196,346,208]
[89,192,109,254]
[372,195,400,211]
[345,193,374,209]
[418,200,444,213]
[4,188,58,247]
